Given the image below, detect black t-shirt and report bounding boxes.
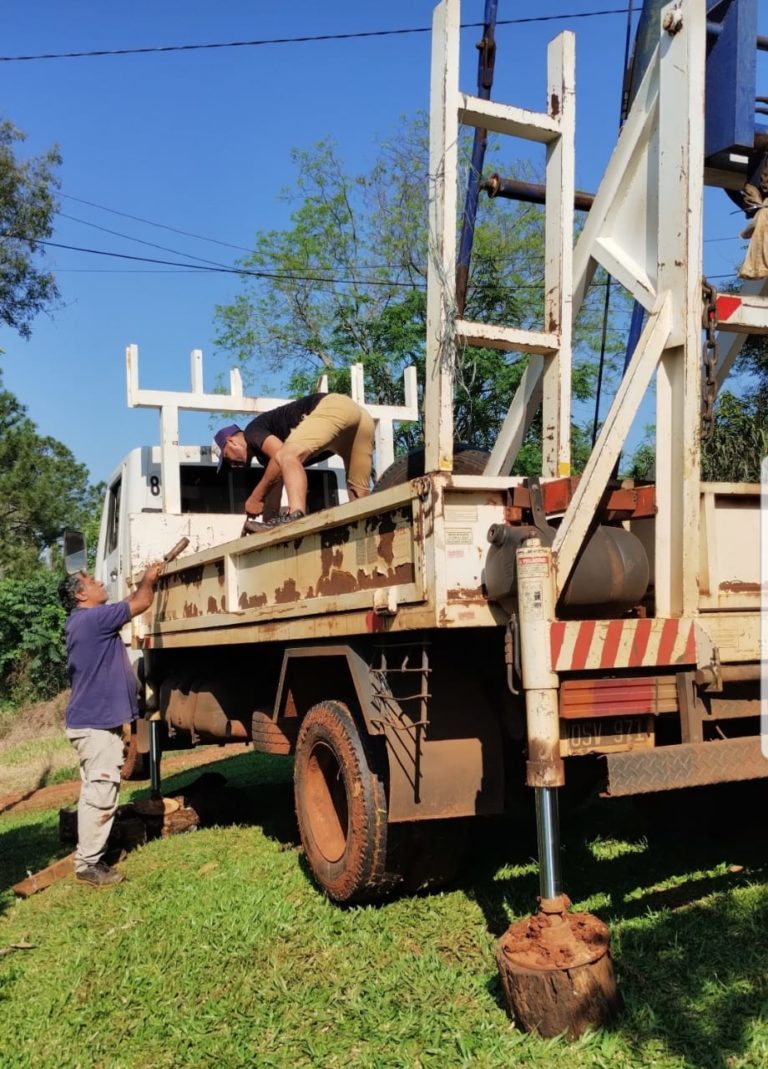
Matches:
[243,394,324,465]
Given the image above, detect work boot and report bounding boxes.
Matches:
[75,862,125,888]
[241,519,267,535]
[264,509,306,528]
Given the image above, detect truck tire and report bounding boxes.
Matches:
[121,729,147,781]
[294,700,394,903]
[374,444,490,491]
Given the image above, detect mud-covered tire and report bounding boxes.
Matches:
[121,728,147,781]
[374,444,490,491]
[294,700,393,903]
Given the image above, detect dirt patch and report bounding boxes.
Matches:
[0,746,239,817]
[498,910,611,971]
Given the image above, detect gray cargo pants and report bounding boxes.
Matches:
[65,727,125,873]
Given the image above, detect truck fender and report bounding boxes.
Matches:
[265,642,506,823]
[274,645,380,734]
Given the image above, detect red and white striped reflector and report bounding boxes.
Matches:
[550,618,696,672]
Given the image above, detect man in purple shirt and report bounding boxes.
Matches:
[58,564,161,887]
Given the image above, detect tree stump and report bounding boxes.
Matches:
[496,909,621,1038]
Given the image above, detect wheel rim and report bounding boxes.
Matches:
[304,739,349,863]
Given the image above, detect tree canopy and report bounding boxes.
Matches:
[214,118,626,469]
[0,372,100,579]
[0,118,61,338]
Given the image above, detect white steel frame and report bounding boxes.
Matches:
[126,344,418,514]
[424,0,575,480]
[426,0,712,618]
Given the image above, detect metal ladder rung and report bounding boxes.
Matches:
[455,319,560,355]
[458,93,560,143]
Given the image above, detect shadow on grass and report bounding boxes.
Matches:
[134,750,300,848]
[463,782,768,1068]
[0,819,69,916]
[0,749,300,917]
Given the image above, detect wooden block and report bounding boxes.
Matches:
[161,806,200,838]
[13,852,76,898]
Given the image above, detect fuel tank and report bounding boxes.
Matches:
[484,522,649,617]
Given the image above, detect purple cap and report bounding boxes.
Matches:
[213,424,242,473]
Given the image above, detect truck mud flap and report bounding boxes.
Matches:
[602,737,768,796]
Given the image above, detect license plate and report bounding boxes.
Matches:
[560,715,654,756]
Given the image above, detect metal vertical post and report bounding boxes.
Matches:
[654,0,705,617]
[424,0,460,475]
[516,537,565,900]
[148,715,162,800]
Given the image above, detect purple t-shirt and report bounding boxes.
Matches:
[64,601,138,730]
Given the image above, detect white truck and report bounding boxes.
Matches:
[85,0,767,1036]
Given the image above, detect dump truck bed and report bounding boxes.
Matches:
[138,475,761,662]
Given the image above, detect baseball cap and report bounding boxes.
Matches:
[213,424,242,473]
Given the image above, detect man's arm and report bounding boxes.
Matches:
[126,563,162,618]
[244,435,284,517]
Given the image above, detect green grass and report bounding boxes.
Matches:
[1,752,766,1069]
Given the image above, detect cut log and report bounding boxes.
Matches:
[496,910,621,1038]
[133,797,180,818]
[161,806,200,838]
[13,852,76,898]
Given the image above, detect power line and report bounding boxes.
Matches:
[27,238,744,287]
[57,192,424,275]
[29,238,424,287]
[57,212,234,268]
[0,11,631,63]
[59,192,256,253]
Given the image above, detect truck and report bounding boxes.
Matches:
[84,0,767,1035]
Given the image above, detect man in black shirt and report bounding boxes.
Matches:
[214,393,374,527]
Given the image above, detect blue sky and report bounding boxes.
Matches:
[0,1,763,483]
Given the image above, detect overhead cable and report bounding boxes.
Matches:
[0,11,630,63]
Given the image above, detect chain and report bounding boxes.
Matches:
[701,281,718,440]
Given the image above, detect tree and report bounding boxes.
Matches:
[0,570,68,705]
[0,118,61,337]
[0,377,102,706]
[0,372,101,578]
[214,118,625,469]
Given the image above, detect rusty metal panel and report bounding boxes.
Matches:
[603,737,768,796]
[378,634,506,821]
[150,492,427,638]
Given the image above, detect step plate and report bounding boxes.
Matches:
[602,737,767,796]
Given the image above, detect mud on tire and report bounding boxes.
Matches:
[294,700,394,903]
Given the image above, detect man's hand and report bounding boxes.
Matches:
[143,562,163,586]
[244,494,264,517]
[127,561,163,618]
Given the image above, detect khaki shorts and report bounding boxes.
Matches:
[285,393,374,497]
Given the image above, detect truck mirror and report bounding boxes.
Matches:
[63,529,87,575]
